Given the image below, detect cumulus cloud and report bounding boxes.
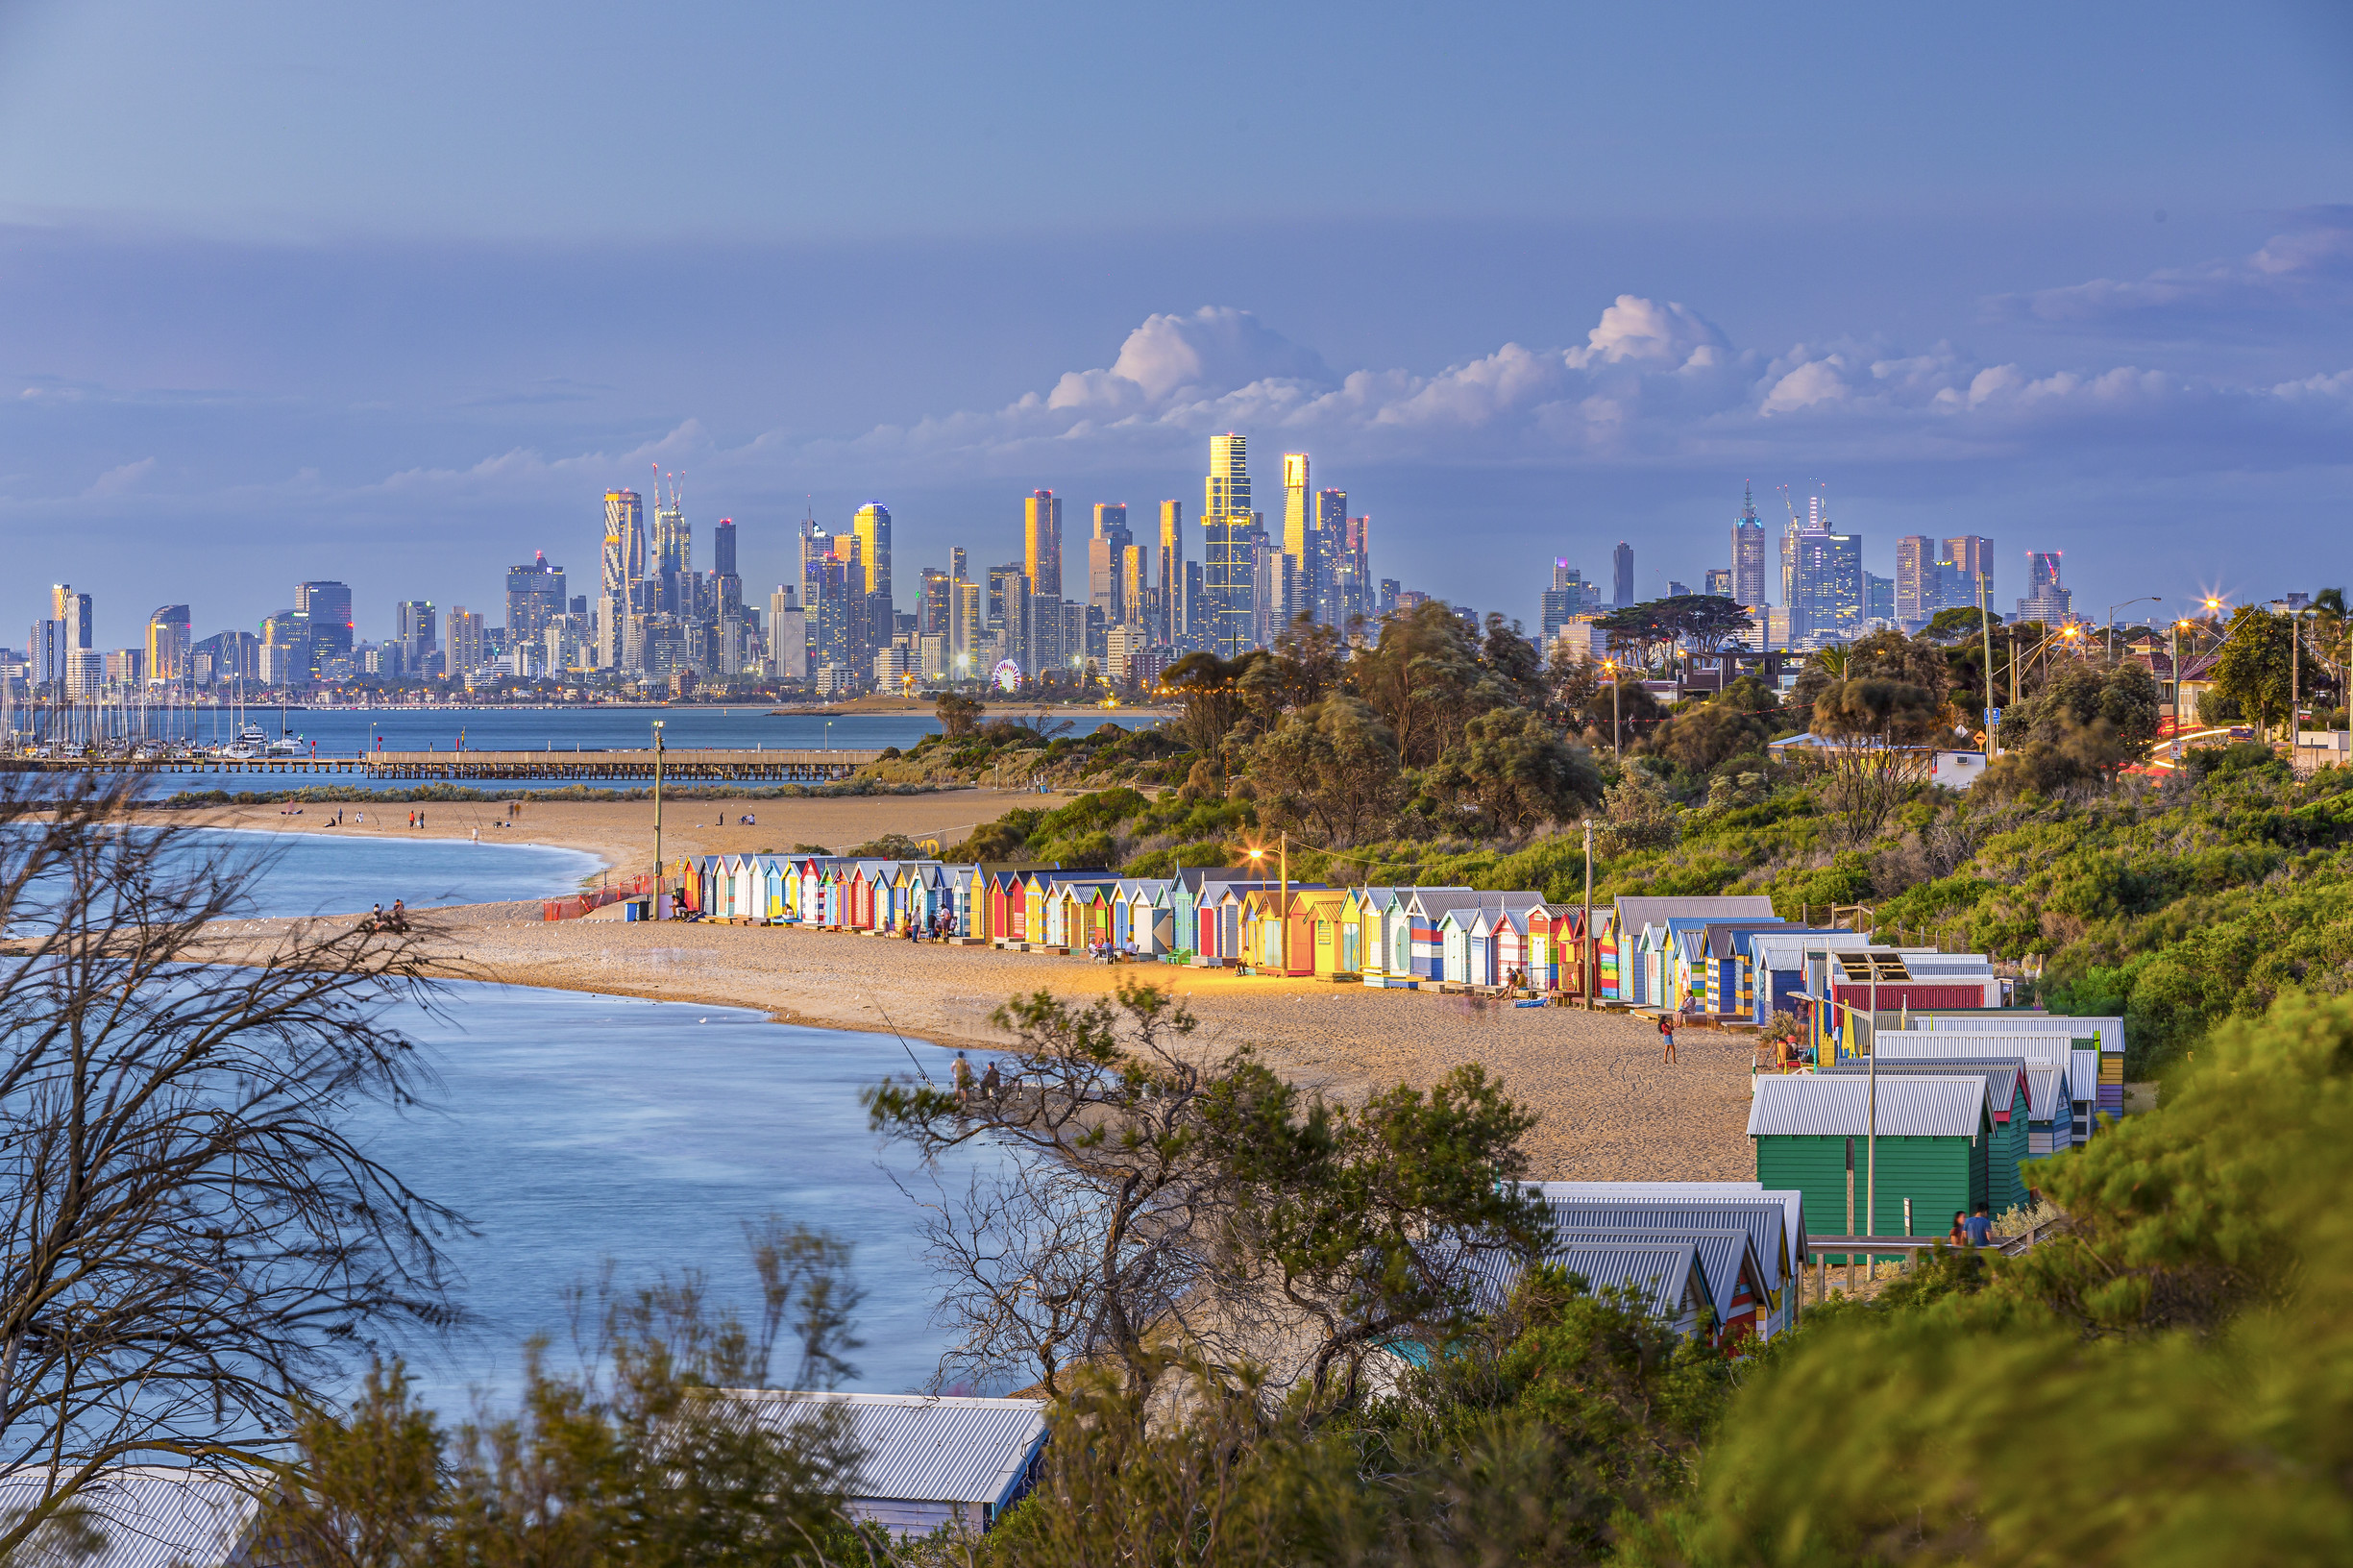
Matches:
[1988,207,2353,327]
[840,288,2349,478]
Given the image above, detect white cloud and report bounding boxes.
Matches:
[86,455,154,495]
[1989,207,2353,327]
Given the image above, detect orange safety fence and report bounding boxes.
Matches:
[543,871,662,922]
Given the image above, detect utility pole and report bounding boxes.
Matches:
[1278,830,1289,977]
[1979,582,1998,759]
[1581,818,1595,1011]
[1606,659,1622,759]
[651,719,666,914]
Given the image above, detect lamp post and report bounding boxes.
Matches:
[1244,833,1289,976]
[651,719,665,915]
[2105,597,2162,662]
[2171,619,2193,752]
[1980,578,1998,759]
[1604,658,1622,760]
[2290,605,2317,754]
[1581,817,1595,1011]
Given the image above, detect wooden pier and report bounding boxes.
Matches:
[0,747,884,783]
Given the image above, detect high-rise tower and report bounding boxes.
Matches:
[1090,503,1133,624]
[1612,542,1634,607]
[1731,483,1769,609]
[1023,490,1063,600]
[1159,501,1185,645]
[1202,435,1259,657]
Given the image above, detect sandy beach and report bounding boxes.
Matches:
[181,789,1081,882]
[410,907,1757,1182]
[190,797,1757,1180]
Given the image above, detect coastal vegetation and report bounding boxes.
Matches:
[930,600,2353,1077]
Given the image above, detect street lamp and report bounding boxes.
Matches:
[1242,833,1290,976]
[2170,619,2194,750]
[651,719,666,917]
[2105,597,2163,661]
[1603,658,1622,760]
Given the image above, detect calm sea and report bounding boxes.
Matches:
[354,985,1002,1416]
[120,706,1160,793]
[184,826,605,913]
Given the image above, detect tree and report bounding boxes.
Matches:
[1547,651,1665,747]
[936,689,985,738]
[1807,676,1950,844]
[1634,993,2353,1566]
[1164,650,1262,765]
[1424,707,1603,838]
[866,983,1545,1415]
[1984,658,2163,792]
[261,1221,866,1567]
[1246,695,1409,847]
[1654,700,1773,774]
[0,779,457,1557]
[1346,600,1498,767]
[2212,603,2321,738]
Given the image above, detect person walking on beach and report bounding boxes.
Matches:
[471,827,479,845]
[952,1050,973,1112]
[1659,1009,1679,1064]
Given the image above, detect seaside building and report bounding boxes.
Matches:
[145,604,190,685]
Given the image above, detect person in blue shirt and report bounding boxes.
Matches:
[1962,1202,1994,1248]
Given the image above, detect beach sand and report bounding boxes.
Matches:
[183,789,1079,880]
[191,795,1756,1180]
[416,909,1757,1182]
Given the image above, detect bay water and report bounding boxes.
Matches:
[361,985,998,1418]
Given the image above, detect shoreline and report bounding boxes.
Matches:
[179,786,1088,889]
[404,910,1757,1182]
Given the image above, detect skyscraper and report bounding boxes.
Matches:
[601,490,643,669]
[1313,486,1347,625]
[1612,542,1634,607]
[651,479,689,615]
[447,607,485,675]
[296,580,354,661]
[1159,501,1185,645]
[1023,490,1063,599]
[397,600,436,677]
[1895,536,1934,626]
[1202,434,1259,657]
[2018,551,2070,625]
[714,517,737,576]
[1090,502,1133,624]
[52,586,91,650]
[1944,536,1994,609]
[1732,484,1769,608]
[145,604,190,685]
[505,555,566,644]
[854,502,893,650]
[768,584,807,681]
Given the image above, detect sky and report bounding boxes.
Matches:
[2,0,2350,646]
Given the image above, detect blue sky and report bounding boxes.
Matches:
[2,0,2349,644]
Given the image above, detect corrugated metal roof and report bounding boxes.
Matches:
[1748,931,1877,970]
[2022,1064,2069,1120]
[1927,1013,2124,1053]
[1826,1058,2026,1115]
[1748,1073,1988,1138]
[1543,1202,1790,1289]
[1468,1242,1703,1322]
[0,1467,268,1568]
[1550,1225,1758,1315]
[1878,1030,2073,1066]
[1532,1182,1808,1264]
[1615,895,1777,931]
[2071,1048,2098,1102]
[719,1391,1048,1507]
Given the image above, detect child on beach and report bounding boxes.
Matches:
[1659,1010,1679,1064]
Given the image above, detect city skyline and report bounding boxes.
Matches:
[0,7,2344,644]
